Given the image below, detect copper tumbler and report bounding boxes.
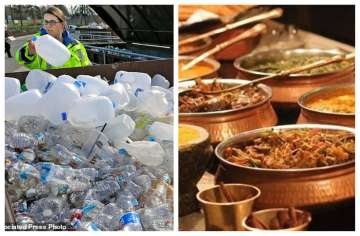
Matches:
[196,183,260,231]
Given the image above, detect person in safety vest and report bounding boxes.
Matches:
[16,6,91,70]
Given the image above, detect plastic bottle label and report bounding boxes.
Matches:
[82,204,97,215]
[88,223,101,231]
[148,136,156,142]
[34,132,45,143]
[19,171,28,180]
[120,212,141,225]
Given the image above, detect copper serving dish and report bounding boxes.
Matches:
[179,56,220,81]
[179,79,278,144]
[298,83,355,127]
[214,124,355,209]
[234,48,355,108]
[179,34,212,55]
[212,27,261,61]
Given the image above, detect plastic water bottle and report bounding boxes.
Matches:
[114,71,151,94]
[76,75,109,96]
[148,122,173,141]
[25,69,57,93]
[103,114,135,147]
[132,175,152,193]
[68,96,115,128]
[8,161,40,189]
[36,81,80,125]
[136,90,170,118]
[159,140,173,175]
[144,174,171,208]
[11,132,36,150]
[120,141,165,167]
[5,77,21,100]
[141,204,173,231]
[17,116,50,135]
[5,89,42,121]
[50,144,90,168]
[33,34,71,66]
[152,74,170,89]
[82,200,104,221]
[100,83,130,111]
[28,196,69,223]
[85,179,120,202]
[116,190,143,231]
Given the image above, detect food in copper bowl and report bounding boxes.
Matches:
[223,128,355,169]
[179,79,267,113]
[234,49,355,107]
[179,56,220,81]
[243,207,312,231]
[298,83,355,127]
[214,124,355,209]
[179,78,277,144]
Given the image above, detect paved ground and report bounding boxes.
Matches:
[5,34,32,73]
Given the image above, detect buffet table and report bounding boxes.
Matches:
[179,24,355,231]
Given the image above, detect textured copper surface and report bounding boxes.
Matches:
[179,79,278,144]
[297,83,354,127]
[214,124,355,209]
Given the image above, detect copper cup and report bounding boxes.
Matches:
[196,183,261,231]
[242,208,312,231]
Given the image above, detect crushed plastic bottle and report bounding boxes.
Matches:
[6,69,173,231]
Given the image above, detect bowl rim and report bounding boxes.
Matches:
[215,124,355,173]
[196,183,261,206]
[178,123,209,150]
[179,35,212,55]
[242,208,312,231]
[298,83,355,116]
[233,48,355,78]
[179,78,273,116]
[179,55,221,81]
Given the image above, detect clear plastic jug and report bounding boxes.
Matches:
[5,77,21,100]
[33,34,71,67]
[68,96,115,128]
[5,89,42,121]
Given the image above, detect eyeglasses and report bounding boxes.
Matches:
[43,19,61,26]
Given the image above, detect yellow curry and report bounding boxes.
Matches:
[179,125,201,147]
[178,61,214,80]
[307,93,355,113]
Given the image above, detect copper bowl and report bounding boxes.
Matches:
[297,83,354,127]
[242,208,312,231]
[179,34,212,55]
[214,124,355,209]
[179,78,278,144]
[179,56,220,81]
[234,48,355,108]
[212,27,261,61]
[196,183,261,231]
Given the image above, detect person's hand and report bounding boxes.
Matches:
[27,40,36,56]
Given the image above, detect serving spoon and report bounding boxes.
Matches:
[181,23,267,72]
[179,8,283,46]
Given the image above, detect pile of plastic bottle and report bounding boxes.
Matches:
[5,70,173,231]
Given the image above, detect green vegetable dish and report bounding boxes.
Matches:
[249,55,353,75]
